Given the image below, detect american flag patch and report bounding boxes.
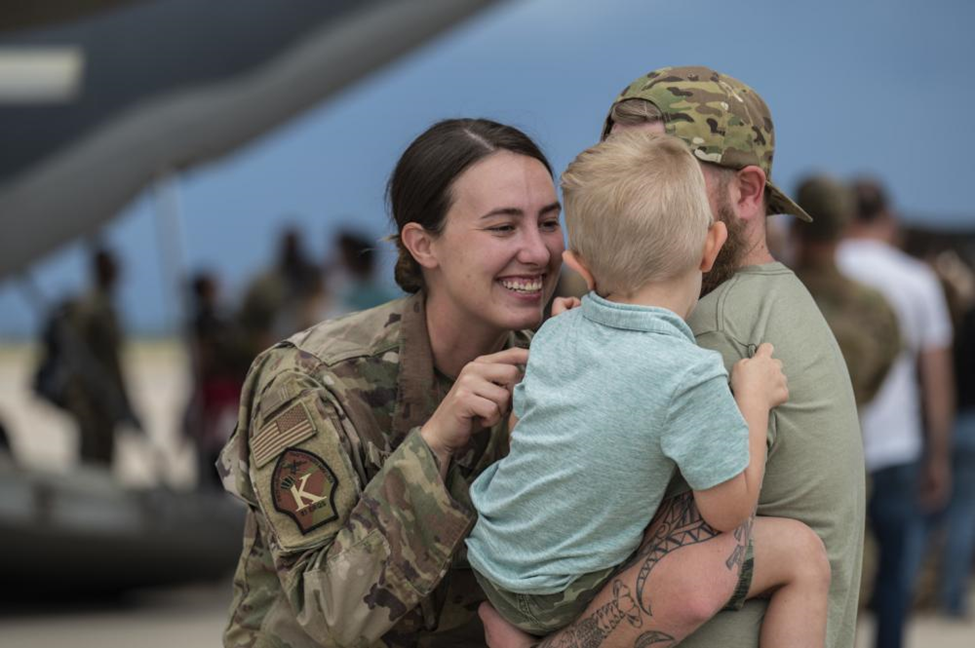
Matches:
[252,402,317,467]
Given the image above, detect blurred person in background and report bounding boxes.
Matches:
[325,228,398,316]
[791,175,901,407]
[238,226,321,358]
[921,250,975,618]
[942,276,975,617]
[183,271,248,489]
[218,118,565,647]
[62,247,141,467]
[837,178,955,648]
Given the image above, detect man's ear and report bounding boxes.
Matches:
[736,165,767,221]
[400,223,438,270]
[562,250,596,291]
[700,221,728,272]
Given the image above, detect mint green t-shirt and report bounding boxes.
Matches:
[681,263,865,648]
[466,293,749,594]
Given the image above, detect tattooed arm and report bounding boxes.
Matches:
[483,492,749,648]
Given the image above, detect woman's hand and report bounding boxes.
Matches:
[420,347,527,472]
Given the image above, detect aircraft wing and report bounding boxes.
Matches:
[0,0,500,280]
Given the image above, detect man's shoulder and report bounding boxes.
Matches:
[690,263,807,335]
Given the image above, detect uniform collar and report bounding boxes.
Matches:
[581,292,695,342]
[391,291,527,471]
[391,291,439,444]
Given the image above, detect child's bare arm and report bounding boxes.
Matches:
[693,343,788,531]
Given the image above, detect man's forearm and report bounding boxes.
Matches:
[919,347,954,459]
[918,346,955,509]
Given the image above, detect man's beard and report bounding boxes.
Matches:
[701,199,747,297]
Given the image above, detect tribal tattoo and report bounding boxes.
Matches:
[633,492,720,616]
[536,581,641,648]
[725,515,754,572]
[634,631,676,647]
[536,493,725,648]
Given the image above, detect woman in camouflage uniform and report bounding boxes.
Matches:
[219,119,564,648]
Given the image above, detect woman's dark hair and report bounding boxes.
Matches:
[387,118,552,293]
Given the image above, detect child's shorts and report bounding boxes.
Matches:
[473,539,754,635]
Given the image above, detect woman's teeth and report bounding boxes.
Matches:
[501,278,542,293]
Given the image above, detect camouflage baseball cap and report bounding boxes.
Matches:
[602,66,812,222]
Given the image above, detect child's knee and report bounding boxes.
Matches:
[786,520,831,591]
[674,541,743,624]
[671,577,733,629]
[648,538,741,630]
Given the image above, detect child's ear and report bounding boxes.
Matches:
[700,221,728,272]
[562,250,597,291]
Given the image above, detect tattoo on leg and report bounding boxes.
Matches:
[633,492,720,616]
[634,631,676,647]
[536,581,641,648]
[537,494,725,648]
[725,516,753,572]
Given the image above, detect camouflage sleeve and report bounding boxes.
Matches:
[248,370,475,646]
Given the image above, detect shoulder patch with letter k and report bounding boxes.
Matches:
[271,448,340,533]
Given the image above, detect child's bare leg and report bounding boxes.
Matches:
[748,516,831,648]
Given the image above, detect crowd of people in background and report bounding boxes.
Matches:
[786,176,974,635]
[186,226,398,488]
[24,226,396,490]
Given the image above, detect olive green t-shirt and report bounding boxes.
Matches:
[681,263,865,648]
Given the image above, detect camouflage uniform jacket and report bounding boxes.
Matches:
[795,261,901,407]
[219,292,529,648]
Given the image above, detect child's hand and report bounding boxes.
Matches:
[731,343,789,410]
[551,296,582,317]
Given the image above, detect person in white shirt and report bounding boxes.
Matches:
[837,178,954,648]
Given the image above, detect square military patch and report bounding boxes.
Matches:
[252,402,317,467]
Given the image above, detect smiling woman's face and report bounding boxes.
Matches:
[425,150,564,335]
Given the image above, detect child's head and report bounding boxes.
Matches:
[560,131,715,297]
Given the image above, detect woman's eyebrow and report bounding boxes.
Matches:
[479,201,561,220]
[538,201,561,216]
[479,207,523,219]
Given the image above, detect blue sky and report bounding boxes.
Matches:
[2,0,973,337]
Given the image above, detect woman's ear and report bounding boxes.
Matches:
[400,223,438,270]
[562,250,597,291]
[700,221,728,272]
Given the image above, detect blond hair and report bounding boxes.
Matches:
[560,131,713,296]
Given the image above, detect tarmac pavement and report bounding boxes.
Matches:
[0,578,972,648]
